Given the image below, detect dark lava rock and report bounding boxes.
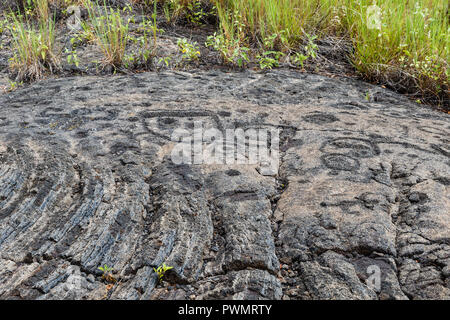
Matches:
[0,70,448,300]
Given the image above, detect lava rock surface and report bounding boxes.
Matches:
[0,70,449,300]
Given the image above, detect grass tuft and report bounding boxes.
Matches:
[8,0,59,82]
[339,0,449,103]
[83,0,130,68]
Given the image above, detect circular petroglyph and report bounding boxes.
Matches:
[321,153,360,171]
[225,169,241,176]
[302,113,339,124]
[321,137,380,158]
[157,117,179,127]
[142,110,221,141]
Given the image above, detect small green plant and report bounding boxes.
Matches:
[206,32,249,68]
[123,14,164,69]
[256,51,284,70]
[261,30,290,53]
[292,52,307,68]
[65,48,80,67]
[98,264,116,283]
[158,56,172,68]
[177,38,200,62]
[153,263,173,283]
[162,0,182,23]
[7,80,23,92]
[138,16,162,48]
[291,33,318,69]
[304,34,318,60]
[98,264,113,274]
[185,0,207,25]
[150,0,158,47]
[0,18,7,34]
[69,23,94,48]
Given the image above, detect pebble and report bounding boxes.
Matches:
[87,274,95,283]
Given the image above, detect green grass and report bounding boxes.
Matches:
[212,0,449,103]
[131,0,213,24]
[4,0,448,104]
[215,0,336,49]
[339,0,449,101]
[84,0,130,68]
[8,0,59,81]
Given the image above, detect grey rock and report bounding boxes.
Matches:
[0,70,448,300]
